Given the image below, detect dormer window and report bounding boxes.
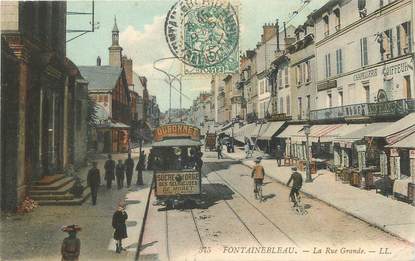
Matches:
[323,15,329,36]
[358,0,367,18]
[333,8,340,31]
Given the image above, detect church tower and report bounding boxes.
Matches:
[108,16,123,67]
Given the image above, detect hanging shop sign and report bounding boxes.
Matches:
[153,124,200,142]
[390,148,399,157]
[355,145,366,152]
[409,150,415,159]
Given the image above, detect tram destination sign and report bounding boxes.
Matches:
[154,124,200,142]
[155,171,201,196]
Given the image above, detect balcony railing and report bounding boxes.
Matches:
[310,99,415,121]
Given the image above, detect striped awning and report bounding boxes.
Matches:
[290,124,344,143]
[257,121,286,140]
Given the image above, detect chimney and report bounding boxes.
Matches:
[122,56,133,86]
[262,23,276,43]
[276,19,280,51]
[96,56,101,66]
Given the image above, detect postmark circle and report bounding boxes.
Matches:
[164,0,239,69]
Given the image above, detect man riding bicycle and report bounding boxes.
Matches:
[251,157,265,199]
[286,167,303,207]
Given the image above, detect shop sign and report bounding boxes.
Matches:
[310,103,368,121]
[353,68,377,81]
[368,99,406,117]
[155,171,200,196]
[270,113,292,121]
[356,145,366,152]
[383,62,410,77]
[154,124,200,142]
[409,150,415,159]
[390,148,399,157]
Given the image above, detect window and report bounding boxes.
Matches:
[298,97,302,120]
[397,22,412,55]
[336,49,343,74]
[333,8,340,31]
[306,95,311,117]
[306,61,311,82]
[296,65,301,85]
[325,53,331,78]
[279,97,284,113]
[278,70,283,89]
[364,85,370,103]
[404,75,412,98]
[360,37,368,66]
[382,29,393,60]
[323,15,329,36]
[358,0,367,18]
[327,93,333,108]
[339,91,344,106]
[284,67,289,87]
[286,95,291,115]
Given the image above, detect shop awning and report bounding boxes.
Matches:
[276,125,304,139]
[257,121,286,140]
[152,138,202,147]
[386,131,415,148]
[96,120,130,129]
[234,123,257,143]
[289,124,344,143]
[334,122,391,143]
[368,113,415,141]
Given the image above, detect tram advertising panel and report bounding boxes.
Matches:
[155,171,201,196]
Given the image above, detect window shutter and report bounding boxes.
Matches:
[389,29,394,58]
[397,25,401,56]
[408,21,412,52]
[328,53,331,77]
[363,37,368,65]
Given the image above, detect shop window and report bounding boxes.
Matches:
[404,75,412,99]
[339,91,344,106]
[327,93,333,108]
[364,85,370,103]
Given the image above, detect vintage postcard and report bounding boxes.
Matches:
[1,0,415,260]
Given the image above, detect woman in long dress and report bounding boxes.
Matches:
[112,203,128,253]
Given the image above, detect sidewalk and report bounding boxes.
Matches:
[224,148,415,244]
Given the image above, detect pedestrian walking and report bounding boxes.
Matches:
[217,143,223,159]
[124,154,134,187]
[61,224,81,261]
[287,167,303,207]
[104,154,115,189]
[244,143,251,159]
[275,145,284,167]
[136,152,146,185]
[87,162,101,205]
[112,203,128,253]
[115,160,125,189]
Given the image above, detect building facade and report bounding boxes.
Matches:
[311,0,414,119]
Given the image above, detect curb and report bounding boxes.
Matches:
[227,154,415,245]
[135,174,154,261]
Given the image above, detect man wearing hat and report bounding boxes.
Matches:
[61,225,81,261]
[124,153,135,187]
[116,160,125,189]
[287,167,303,206]
[87,162,101,205]
[104,154,116,189]
[251,157,265,197]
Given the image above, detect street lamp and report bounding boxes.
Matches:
[304,124,313,183]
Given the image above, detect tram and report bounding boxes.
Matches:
[151,123,203,208]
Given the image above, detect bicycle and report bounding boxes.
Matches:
[291,191,307,215]
[254,181,263,202]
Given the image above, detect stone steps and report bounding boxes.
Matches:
[31,177,74,191]
[36,188,91,206]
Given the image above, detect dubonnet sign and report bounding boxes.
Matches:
[153,124,200,142]
[155,171,201,196]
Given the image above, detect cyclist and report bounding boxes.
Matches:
[286,167,303,207]
[251,157,265,199]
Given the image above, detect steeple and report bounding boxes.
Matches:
[111,16,120,46]
[109,15,123,67]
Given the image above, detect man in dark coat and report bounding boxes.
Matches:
[115,160,125,189]
[217,143,223,159]
[112,203,128,253]
[87,162,101,205]
[124,154,134,187]
[275,145,284,167]
[287,167,303,206]
[136,152,146,185]
[104,154,115,189]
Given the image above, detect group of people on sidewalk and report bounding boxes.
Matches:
[86,152,147,206]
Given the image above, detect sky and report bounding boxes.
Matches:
[67,0,326,112]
